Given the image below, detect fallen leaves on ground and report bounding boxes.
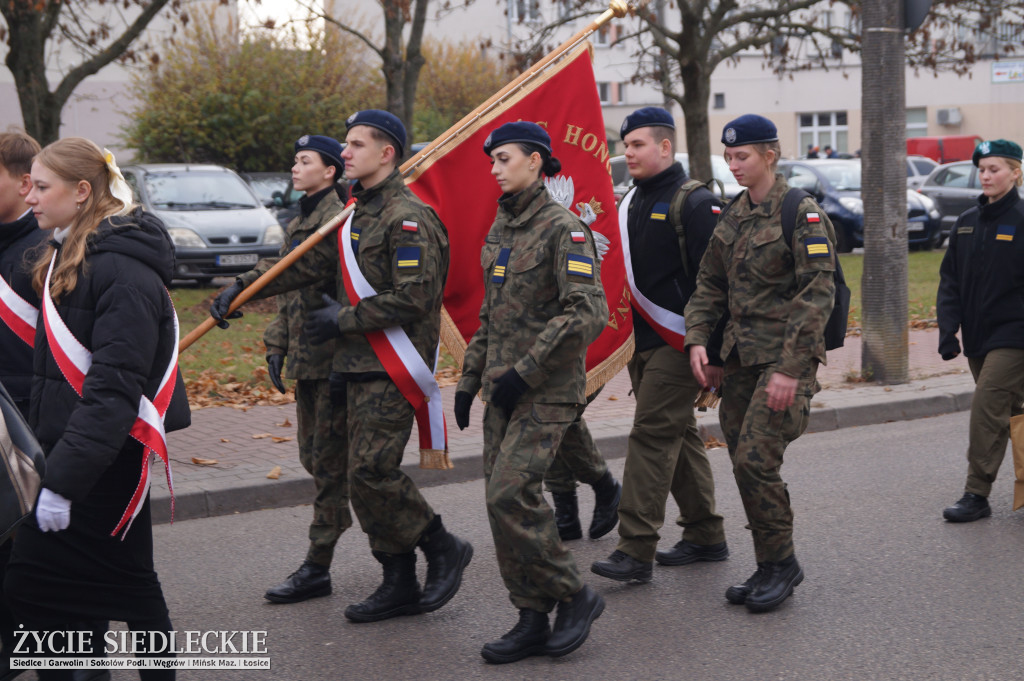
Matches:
[704,436,726,449]
[277,417,292,427]
[191,457,219,466]
[270,436,292,443]
[436,364,460,387]
[252,433,273,439]
[266,466,281,480]
[185,367,296,410]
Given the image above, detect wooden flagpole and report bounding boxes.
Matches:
[178,202,355,352]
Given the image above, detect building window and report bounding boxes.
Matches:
[906,107,928,138]
[798,111,849,155]
[617,82,626,104]
[509,0,541,23]
[597,82,610,104]
[713,93,725,109]
[595,25,609,47]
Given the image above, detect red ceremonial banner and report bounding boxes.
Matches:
[405,42,633,392]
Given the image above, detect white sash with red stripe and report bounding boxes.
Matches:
[42,252,177,538]
[617,187,687,352]
[337,204,447,457]
[0,272,37,346]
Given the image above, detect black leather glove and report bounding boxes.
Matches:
[490,369,529,414]
[454,390,473,430]
[939,334,961,361]
[329,371,347,407]
[267,354,285,394]
[303,293,344,345]
[210,281,244,329]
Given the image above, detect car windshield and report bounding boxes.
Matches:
[245,176,288,204]
[817,162,862,191]
[144,171,260,210]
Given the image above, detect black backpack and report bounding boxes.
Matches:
[721,188,850,350]
[667,177,722,278]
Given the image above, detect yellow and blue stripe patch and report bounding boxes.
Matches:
[492,247,511,283]
[396,246,421,269]
[350,227,361,255]
[567,253,594,278]
[650,202,669,221]
[805,237,831,258]
[996,224,1015,242]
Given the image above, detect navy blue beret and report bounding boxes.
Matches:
[973,139,1023,166]
[294,134,343,167]
[483,121,552,156]
[345,109,406,157]
[721,114,778,147]
[620,107,675,140]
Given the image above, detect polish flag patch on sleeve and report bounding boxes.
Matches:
[806,212,821,223]
[570,231,586,243]
[711,205,722,215]
[402,220,419,232]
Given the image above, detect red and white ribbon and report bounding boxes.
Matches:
[42,252,177,538]
[617,188,687,352]
[0,272,38,346]
[337,201,447,454]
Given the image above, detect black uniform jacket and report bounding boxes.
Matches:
[30,209,191,503]
[0,209,46,404]
[938,189,1024,359]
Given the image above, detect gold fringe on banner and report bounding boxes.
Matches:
[420,448,454,471]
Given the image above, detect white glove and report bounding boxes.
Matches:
[36,488,71,532]
[576,201,597,226]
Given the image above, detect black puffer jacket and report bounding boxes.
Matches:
[30,209,191,503]
[0,210,46,405]
[937,189,1024,359]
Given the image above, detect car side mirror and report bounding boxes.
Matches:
[271,191,284,207]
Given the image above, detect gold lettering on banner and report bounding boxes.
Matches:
[564,125,583,146]
[562,124,611,172]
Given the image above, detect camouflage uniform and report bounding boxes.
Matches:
[684,173,836,563]
[543,390,607,495]
[332,170,449,554]
[242,186,351,568]
[457,180,608,612]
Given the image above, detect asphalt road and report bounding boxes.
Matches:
[104,411,1024,681]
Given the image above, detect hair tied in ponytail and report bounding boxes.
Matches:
[103,148,134,216]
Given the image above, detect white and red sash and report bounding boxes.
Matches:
[617,187,687,352]
[0,272,37,346]
[337,201,447,458]
[42,252,177,538]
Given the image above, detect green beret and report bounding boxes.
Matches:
[973,139,1023,166]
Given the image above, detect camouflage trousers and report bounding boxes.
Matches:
[543,387,608,494]
[483,401,583,612]
[719,357,818,563]
[617,345,725,563]
[295,379,352,566]
[965,348,1024,497]
[347,378,434,554]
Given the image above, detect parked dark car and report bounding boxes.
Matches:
[239,171,303,229]
[915,160,1023,240]
[778,159,943,252]
[122,164,285,284]
[906,155,939,190]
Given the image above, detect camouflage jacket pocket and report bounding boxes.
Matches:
[509,246,556,301]
[530,402,577,425]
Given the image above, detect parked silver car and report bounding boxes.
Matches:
[610,153,741,200]
[122,164,285,284]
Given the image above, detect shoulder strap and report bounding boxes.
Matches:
[781,187,813,248]
[667,179,705,278]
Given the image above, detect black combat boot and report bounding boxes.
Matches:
[588,471,621,539]
[656,540,729,566]
[591,549,652,583]
[264,561,332,603]
[343,551,422,623]
[416,515,473,612]
[545,585,605,657]
[552,491,583,541]
[725,563,769,604]
[481,609,551,664]
[942,492,991,522]
[744,555,804,613]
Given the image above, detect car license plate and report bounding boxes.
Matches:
[217,254,259,266]
[907,222,925,233]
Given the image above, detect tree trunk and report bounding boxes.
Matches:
[678,62,712,182]
[860,0,908,384]
[3,4,61,144]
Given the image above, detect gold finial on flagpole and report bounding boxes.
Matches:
[610,1,629,18]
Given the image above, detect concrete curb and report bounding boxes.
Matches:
[150,385,975,524]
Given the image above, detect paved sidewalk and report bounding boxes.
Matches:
[152,328,975,523]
